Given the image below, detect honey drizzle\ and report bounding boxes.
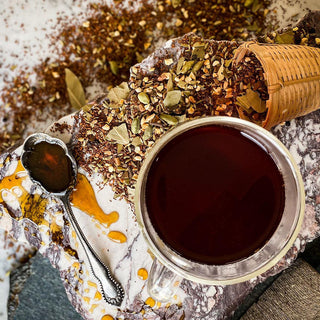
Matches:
[70,174,119,227]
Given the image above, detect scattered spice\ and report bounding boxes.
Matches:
[72,34,268,201]
[1,0,272,152]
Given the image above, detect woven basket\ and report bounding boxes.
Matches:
[233,41,320,130]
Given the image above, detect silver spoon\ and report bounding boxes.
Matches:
[21,133,124,306]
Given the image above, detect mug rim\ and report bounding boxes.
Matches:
[134,116,305,285]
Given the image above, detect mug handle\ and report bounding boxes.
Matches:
[147,258,182,302]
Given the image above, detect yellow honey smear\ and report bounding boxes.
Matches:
[72,262,80,270]
[83,296,91,304]
[0,160,27,203]
[0,161,27,200]
[50,218,61,233]
[21,193,49,225]
[145,297,156,308]
[0,160,50,225]
[137,268,148,280]
[101,315,114,320]
[70,174,119,227]
[41,219,49,227]
[94,290,102,301]
[87,280,98,288]
[107,231,127,243]
[89,304,98,313]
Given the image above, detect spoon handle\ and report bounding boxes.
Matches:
[61,195,124,306]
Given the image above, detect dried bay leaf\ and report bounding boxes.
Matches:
[176,57,185,74]
[65,68,86,110]
[107,82,130,107]
[180,60,195,74]
[236,88,266,113]
[132,136,142,146]
[167,74,174,92]
[275,31,294,44]
[106,123,130,145]
[108,61,119,75]
[192,61,204,74]
[192,42,206,56]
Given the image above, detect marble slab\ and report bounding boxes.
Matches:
[0,35,320,320]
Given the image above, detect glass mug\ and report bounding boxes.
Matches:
[134,116,305,302]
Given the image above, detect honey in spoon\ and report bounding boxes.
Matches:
[21,133,124,306]
[22,140,73,193]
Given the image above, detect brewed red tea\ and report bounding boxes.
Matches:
[145,125,285,265]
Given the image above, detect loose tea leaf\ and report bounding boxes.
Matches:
[65,68,86,110]
[0,0,273,152]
